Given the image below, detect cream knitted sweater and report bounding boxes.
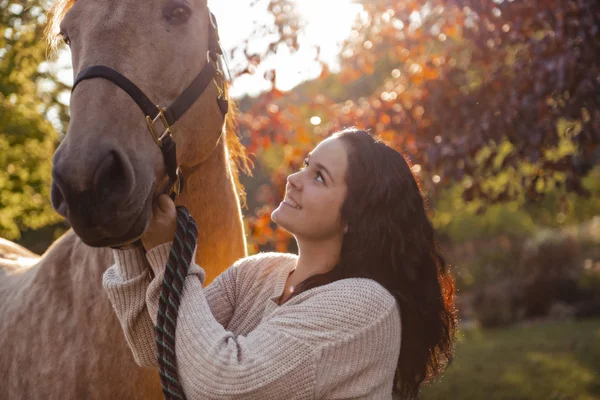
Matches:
[103,244,402,399]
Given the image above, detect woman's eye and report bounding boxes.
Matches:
[316,172,325,183]
[59,32,71,46]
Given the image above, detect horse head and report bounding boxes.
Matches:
[50,0,227,247]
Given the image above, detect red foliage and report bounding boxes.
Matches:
[233,0,599,251]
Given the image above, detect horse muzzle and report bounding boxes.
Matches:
[51,146,154,247]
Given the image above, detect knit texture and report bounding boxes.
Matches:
[103,244,402,399]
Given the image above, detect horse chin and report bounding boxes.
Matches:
[73,189,155,248]
[79,215,147,248]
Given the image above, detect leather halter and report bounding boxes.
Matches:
[71,10,228,200]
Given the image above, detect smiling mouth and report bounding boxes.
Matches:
[283,197,302,209]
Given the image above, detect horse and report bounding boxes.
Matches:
[0,0,249,398]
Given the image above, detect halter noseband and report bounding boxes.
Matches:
[71,9,228,200]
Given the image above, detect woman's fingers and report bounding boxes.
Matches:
[156,194,176,216]
[141,194,178,251]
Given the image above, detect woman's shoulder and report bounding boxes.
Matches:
[318,278,397,315]
[230,252,296,280]
[275,278,400,339]
[234,252,297,269]
[312,279,398,327]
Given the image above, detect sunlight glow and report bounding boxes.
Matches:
[214,0,362,97]
[56,0,362,101]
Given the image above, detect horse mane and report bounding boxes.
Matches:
[45,0,251,205]
[222,95,252,206]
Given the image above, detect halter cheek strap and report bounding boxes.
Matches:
[70,10,227,200]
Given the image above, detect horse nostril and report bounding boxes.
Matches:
[50,171,69,217]
[94,151,130,201]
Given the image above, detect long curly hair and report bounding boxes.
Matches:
[290,128,457,399]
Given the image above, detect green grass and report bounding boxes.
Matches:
[417,318,600,400]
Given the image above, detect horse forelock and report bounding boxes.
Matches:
[45,0,76,54]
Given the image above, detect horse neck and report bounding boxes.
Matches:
[177,133,247,284]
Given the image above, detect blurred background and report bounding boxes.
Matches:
[1,0,599,398]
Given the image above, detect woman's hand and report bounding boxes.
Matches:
[141,194,177,252]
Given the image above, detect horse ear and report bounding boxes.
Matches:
[208,10,222,55]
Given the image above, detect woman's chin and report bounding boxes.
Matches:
[271,207,293,233]
[271,206,283,225]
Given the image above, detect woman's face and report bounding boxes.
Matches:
[271,137,349,241]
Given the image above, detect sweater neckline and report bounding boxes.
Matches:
[269,257,297,307]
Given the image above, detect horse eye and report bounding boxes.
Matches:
[165,4,191,24]
[59,32,71,46]
[172,7,189,20]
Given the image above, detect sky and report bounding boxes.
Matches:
[55,0,362,100]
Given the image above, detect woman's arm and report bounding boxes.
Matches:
[141,244,398,399]
[102,247,158,368]
[145,243,239,329]
[105,195,399,398]
[104,246,316,397]
[103,245,240,368]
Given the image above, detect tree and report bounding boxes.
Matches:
[235,0,600,251]
[3,0,598,253]
[0,1,68,242]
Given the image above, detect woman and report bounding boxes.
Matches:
[103,128,457,399]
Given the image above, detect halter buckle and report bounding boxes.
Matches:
[146,106,172,147]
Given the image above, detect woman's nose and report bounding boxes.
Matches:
[287,171,302,190]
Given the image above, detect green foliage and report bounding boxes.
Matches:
[434,199,537,243]
[432,166,600,293]
[524,167,600,228]
[432,182,535,243]
[433,165,600,244]
[0,1,67,240]
[417,319,600,400]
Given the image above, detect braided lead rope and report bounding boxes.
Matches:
[156,206,198,400]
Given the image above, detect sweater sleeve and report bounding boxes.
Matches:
[103,243,240,368]
[145,243,239,329]
[102,247,158,368]
[143,245,399,399]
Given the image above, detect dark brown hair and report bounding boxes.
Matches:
[291,127,457,399]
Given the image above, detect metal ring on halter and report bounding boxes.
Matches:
[170,167,184,198]
[207,50,219,65]
[166,167,184,200]
[213,71,225,98]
